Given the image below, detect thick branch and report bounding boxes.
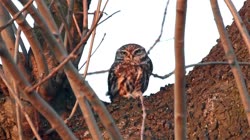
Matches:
[1,0,49,76]
[19,0,122,139]
[1,0,55,100]
[0,3,16,56]
[0,37,77,140]
[0,70,42,140]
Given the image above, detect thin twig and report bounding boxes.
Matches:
[73,14,82,37]
[79,33,106,71]
[140,95,146,140]
[152,61,250,79]
[86,69,109,75]
[147,0,170,55]
[82,1,102,78]
[98,10,121,25]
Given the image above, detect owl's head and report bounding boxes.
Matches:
[115,44,148,63]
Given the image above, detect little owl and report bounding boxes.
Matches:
[107,43,153,102]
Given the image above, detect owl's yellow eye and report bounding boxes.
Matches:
[134,49,143,55]
[120,51,127,56]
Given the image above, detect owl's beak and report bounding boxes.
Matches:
[129,55,133,60]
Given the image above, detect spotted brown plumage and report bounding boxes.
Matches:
[107,44,153,102]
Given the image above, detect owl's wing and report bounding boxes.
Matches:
[107,62,119,101]
[141,59,153,93]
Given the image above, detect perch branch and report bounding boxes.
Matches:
[174,0,187,139]
[210,0,250,126]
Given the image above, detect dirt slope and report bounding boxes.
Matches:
[56,1,250,139]
[1,0,250,140]
[100,0,250,139]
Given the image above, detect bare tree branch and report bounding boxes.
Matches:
[76,1,103,139]
[147,0,170,55]
[224,0,250,55]
[20,0,122,139]
[210,0,250,126]
[11,24,28,62]
[174,0,187,139]
[0,36,77,140]
[1,0,54,100]
[14,16,26,140]
[0,0,34,32]
[152,61,250,79]
[139,95,146,140]
[0,69,42,140]
[79,33,106,70]
[98,10,121,25]
[53,0,73,48]
[86,61,250,80]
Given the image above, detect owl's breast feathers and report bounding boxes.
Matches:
[107,43,153,102]
[108,62,151,101]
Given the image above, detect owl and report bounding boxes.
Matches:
[107,44,153,102]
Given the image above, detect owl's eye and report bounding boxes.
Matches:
[134,49,143,55]
[119,51,127,56]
